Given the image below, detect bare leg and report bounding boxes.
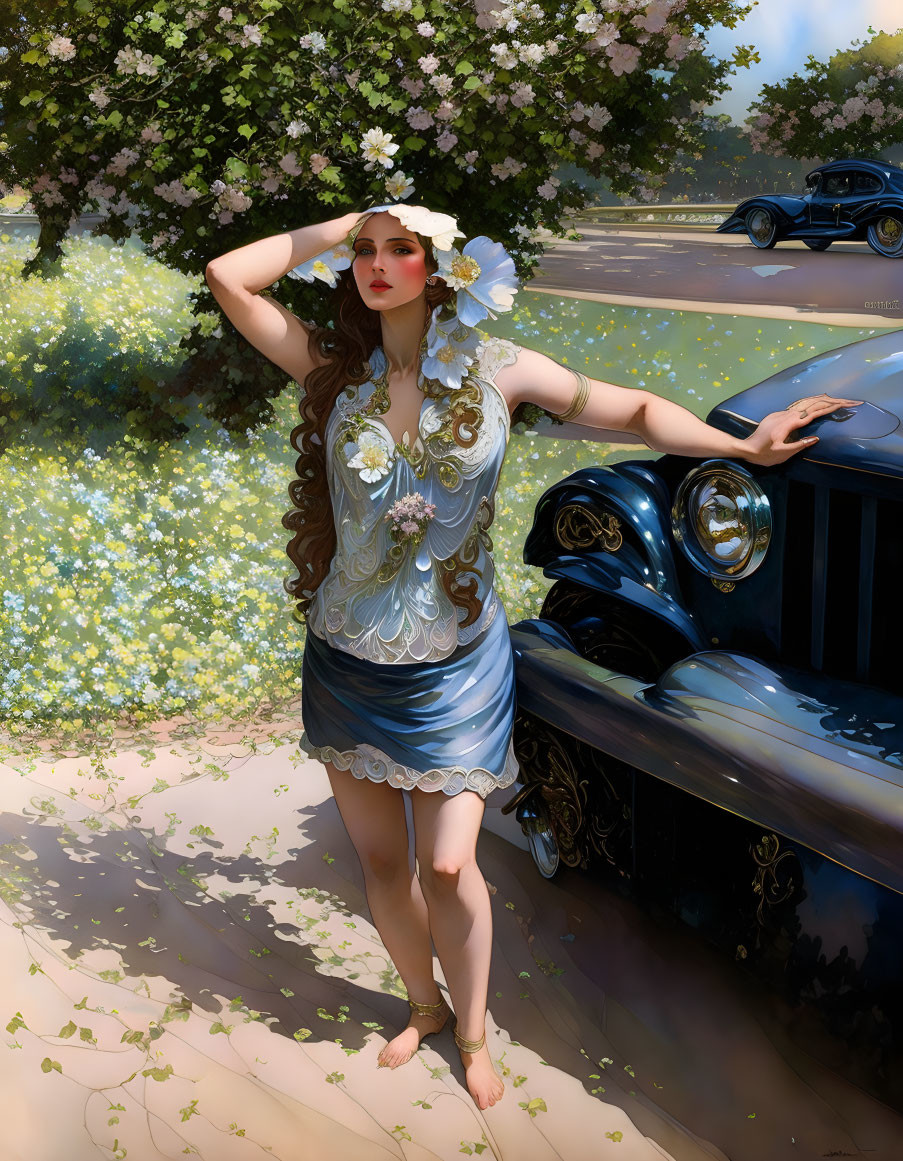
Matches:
[411,787,505,1110]
[324,763,449,1068]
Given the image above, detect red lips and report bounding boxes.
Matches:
[370,280,391,288]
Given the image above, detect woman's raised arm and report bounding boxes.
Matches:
[205,211,365,387]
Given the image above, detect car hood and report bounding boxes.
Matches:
[707,330,903,480]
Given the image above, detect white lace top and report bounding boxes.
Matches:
[306,335,521,664]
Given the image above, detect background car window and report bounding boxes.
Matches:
[822,174,852,196]
[853,172,882,193]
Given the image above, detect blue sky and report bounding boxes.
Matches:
[703,0,902,122]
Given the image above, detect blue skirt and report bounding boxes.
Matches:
[299,607,520,798]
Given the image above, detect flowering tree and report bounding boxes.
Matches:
[743,30,903,158]
[1,0,754,439]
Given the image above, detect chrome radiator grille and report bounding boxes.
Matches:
[779,479,902,694]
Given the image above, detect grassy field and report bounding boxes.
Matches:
[1,233,895,751]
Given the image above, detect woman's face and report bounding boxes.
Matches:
[351,212,431,310]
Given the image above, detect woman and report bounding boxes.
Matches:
[205,203,861,1111]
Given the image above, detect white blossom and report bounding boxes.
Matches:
[385,171,415,199]
[360,127,400,169]
[298,31,327,53]
[537,176,561,200]
[47,35,76,60]
[429,73,454,97]
[490,42,518,69]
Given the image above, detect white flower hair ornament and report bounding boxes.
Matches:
[287,201,522,391]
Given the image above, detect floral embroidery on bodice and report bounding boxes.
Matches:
[306,335,521,663]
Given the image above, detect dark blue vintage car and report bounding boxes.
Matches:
[503,330,903,1109]
[717,158,903,257]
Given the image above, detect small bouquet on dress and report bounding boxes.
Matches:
[385,492,436,547]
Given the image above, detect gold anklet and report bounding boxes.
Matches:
[453,1022,485,1053]
[408,995,448,1021]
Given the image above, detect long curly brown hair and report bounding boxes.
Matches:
[282,229,477,627]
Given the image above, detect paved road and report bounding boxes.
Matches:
[528,225,903,323]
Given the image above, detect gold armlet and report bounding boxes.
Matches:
[555,367,591,422]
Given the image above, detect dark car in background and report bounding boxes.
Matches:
[718,157,903,257]
[503,330,903,1109]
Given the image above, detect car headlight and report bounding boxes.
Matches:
[671,460,771,580]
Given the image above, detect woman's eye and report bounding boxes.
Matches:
[356,246,413,256]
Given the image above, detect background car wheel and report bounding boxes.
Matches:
[745,207,778,248]
[803,239,832,251]
[866,216,903,257]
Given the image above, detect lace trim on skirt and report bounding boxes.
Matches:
[299,731,520,799]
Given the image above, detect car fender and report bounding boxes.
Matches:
[717,195,805,234]
[864,199,903,225]
[509,625,903,896]
[524,460,678,593]
[523,460,707,650]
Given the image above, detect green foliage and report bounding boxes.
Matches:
[1,0,749,440]
[0,235,207,451]
[745,30,903,159]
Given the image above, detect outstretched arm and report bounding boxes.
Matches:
[496,345,863,467]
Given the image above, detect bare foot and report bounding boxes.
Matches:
[457,1038,505,1110]
[377,995,450,1069]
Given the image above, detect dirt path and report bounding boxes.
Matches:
[1,716,900,1160]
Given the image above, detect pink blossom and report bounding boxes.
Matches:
[607,42,641,76]
[405,106,435,130]
[633,0,671,35]
[841,95,867,122]
[401,75,426,99]
[418,53,440,74]
[436,129,458,153]
[278,152,304,176]
[434,100,459,122]
[588,23,619,51]
[510,82,535,108]
[309,153,330,174]
[665,32,691,61]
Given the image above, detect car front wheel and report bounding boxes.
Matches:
[804,239,831,251]
[866,215,903,257]
[526,800,560,880]
[745,207,778,248]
